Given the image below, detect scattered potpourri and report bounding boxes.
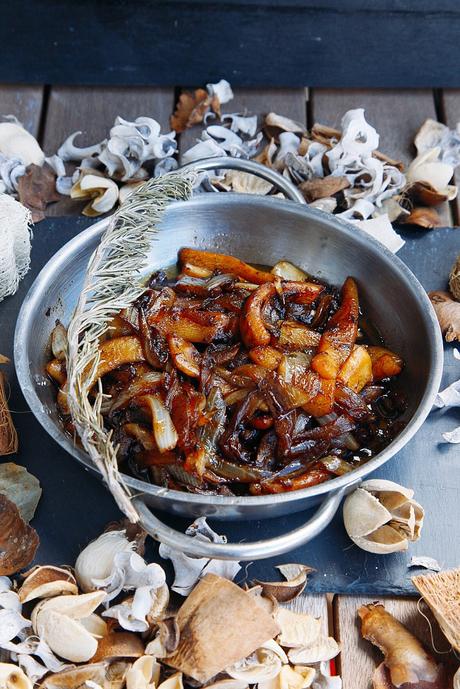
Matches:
[0,79,458,249]
[0,518,344,689]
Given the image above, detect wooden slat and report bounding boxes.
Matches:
[42,86,175,215]
[0,84,44,136]
[334,595,454,689]
[179,87,307,160]
[439,89,460,224]
[311,89,452,226]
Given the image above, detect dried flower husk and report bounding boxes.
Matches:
[0,362,18,456]
[254,564,314,603]
[18,565,77,603]
[226,643,284,683]
[343,479,424,554]
[0,494,39,575]
[412,568,460,653]
[0,463,41,522]
[34,608,99,663]
[90,629,145,663]
[71,171,119,217]
[429,291,460,343]
[449,255,460,301]
[165,574,280,683]
[0,662,33,689]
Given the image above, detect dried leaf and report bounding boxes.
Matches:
[17,163,61,222]
[171,89,212,133]
[165,574,280,683]
[299,176,349,203]
[0,463,41,522]
[0,494,39,575]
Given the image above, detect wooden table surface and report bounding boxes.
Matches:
[2,83,458,688]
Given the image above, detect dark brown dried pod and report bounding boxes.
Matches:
[405,180,448,207]
[254,563,315,603]
[401,207,442,229]
[0,493,39,575]
[299,175,349,203]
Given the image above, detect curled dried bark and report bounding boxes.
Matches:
[0,493,39,575]
[299,175,349,203]
[402,207,442,229]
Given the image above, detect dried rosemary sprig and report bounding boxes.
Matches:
[66,170,196,520]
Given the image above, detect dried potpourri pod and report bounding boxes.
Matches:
[18,565,78,603]
[343,479,424,554]
[254,564,315,602]
[0,494,39,576]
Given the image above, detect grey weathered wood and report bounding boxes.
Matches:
[179,88,307,160]
[334,595,455,689]
[42,86,175,215]
[439,90,460,224]
[0,84,44,136]
[311,89,452,226]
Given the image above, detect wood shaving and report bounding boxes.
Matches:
[412,568,460,652]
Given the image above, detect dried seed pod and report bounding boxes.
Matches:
[35,609,99,663]
[287,637,340,665]
[90,629,145,663]
[343,479,424,554]
[226,645,284,683]
[254,564,314,603]
[126,656,161,689]
[19,565,77,602]
[39,661,130,689]
[275,608,321,648]
[32,591,106,630]
[0,494,39,576]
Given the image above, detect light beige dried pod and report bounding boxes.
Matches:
[39,661,130,689]
[157,673,183,689]
[71,171,119,217]
[343,479,424,554]
[19,565,77,603]
[32,590,106,631]
[35,609,98,663]
[79,613,108,638]
[259,664,316,689]
[126,655,161,689]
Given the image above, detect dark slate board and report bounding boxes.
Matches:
[3,1,460,87]
[1,217,459,595]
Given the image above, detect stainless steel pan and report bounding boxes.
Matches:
[14,158,443,560]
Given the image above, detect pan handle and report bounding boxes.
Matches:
[181,156,306,205]
[132,483,357,561]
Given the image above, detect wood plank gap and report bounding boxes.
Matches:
[306,87,314,130]
[36,84,50,148]
[435,88,459,226]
